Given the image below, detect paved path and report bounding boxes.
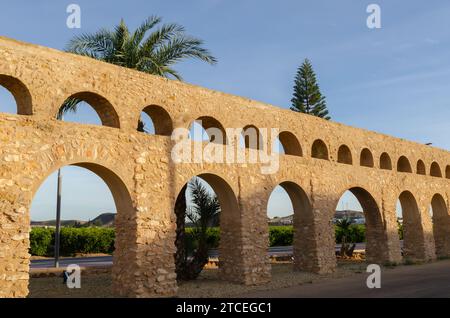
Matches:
[31,256,113,269]
[241,259,450,298]
[30,244,367,269]
[208,243,367,258]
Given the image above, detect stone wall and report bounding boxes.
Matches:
[0,37,449,297]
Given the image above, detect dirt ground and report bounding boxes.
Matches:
[28,260,367,298]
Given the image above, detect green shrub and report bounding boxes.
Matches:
[335,224,366,243]
[205,227,220,248]
[29,227,115,257]
[29,227,54,256]
[59,227,115,255]
[398,222,404,240]
[269,226,293,246]
[185,227,220,252]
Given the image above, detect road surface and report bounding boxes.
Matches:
[31,256,114,269]
[240,259,450,298]
[30,243,367,269]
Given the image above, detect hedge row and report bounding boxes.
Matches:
[267,225,367,246]
[30,227,115,256]
[31,224,386,256]
[335,224,366,244]
[185,227,220,251]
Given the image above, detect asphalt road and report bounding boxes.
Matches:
[30,243,367,269]
[240,259,450,298]
[31,256,114,269]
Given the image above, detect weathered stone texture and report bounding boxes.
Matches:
[0,37,449,297]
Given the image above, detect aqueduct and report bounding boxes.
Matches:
[1,36,450,297]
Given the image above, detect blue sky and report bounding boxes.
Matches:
[1,1,449,220]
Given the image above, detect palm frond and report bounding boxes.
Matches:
[57,98,81,119]
[65,29,113,59]
[154,35,217,67]
[160,67,182,80]
[186,177,220,228]
[139,23,185,56]
[131,15,162,49]
[109,19,130,65]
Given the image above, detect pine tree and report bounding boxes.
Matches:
[290,59,330,120]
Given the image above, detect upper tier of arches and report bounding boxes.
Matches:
[1,68,449,180]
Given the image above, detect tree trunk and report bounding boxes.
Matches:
[340,236,347,257]
[180,238,209,280]
[346,243,356,257]
[174,184,187,279]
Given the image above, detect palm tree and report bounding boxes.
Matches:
[176,177,220,280]
[336,218,356,258]
[60,15,217,127]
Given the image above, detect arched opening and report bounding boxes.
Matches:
[360,148,374,168]
[430,194,450,258]
[430,162,442,178]
[380,152,392,170]
[267,182,313,271]
[397,156,412,173]
[0,74,33,115]
[446,166,450,179]
[311,139,328,160]
[337,145,352,165]
[417,160,426,175]
[397,191,426,261]
[29,162,134,297]
[189,116,227,144]
[274,131,302,156]
[138,105,173,135]
[278,131,302,156]
[173,174,241,283]
[240,125,263,150]
[57,92,120,128]
[335,188,388,263]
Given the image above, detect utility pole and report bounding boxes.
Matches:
[54,113,63,268]
[54,168,62,268]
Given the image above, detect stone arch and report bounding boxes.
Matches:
[431,194,450,258]
[430,162,442,178]
[270,181,314,271]
[417,160,426,175]
[277,131,302,156]
[380,152,392,170]
[191,116,227,144]
[398,191,426,261]
[0,74,33,115]
[311,139,328,160]
[58,92,120,128]
[446,165,450,179]
[32,161,133,217]
[337,187,389,263]
[337,145,352,165]
[360,148,374,167]
[242,125,263,150]
[174,172,242,282]
[397,156,412,173]
[30,161,135,297]
[139,105,173,135]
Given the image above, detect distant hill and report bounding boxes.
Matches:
[88,213,115,227]
[31,213,116,228]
